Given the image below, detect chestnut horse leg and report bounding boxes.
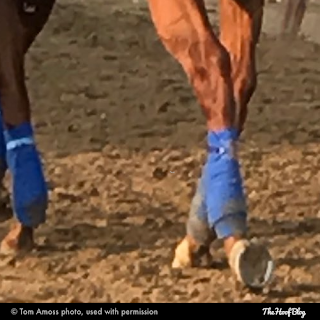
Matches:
[281,0,307,36]
[148,0,236,268]
[148,0,273,289]
[219,0,264,134]
[0,0,55,255]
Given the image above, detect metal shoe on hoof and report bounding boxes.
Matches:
[229,240,274,290]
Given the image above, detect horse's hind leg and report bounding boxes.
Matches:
[148,0,273,289]
[0,0,55,256]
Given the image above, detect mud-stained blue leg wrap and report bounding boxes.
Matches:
[186,174,212,245]
[190,175,207,222]
[0,103,7,176]
[203,128,247,239]
[4,122,48,227]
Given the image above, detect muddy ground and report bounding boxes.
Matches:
[1,0,320,303]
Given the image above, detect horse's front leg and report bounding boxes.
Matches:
[148,0,273,289]
[219,0,264,135]
[0,0,55,256]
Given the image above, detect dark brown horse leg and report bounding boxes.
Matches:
[19,0,57,53]
[0,0,55,256]
[219,0,264,134]
[148,0,273,289]
[281,0,307,36]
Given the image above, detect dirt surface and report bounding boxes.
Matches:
[1,0,320,303]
